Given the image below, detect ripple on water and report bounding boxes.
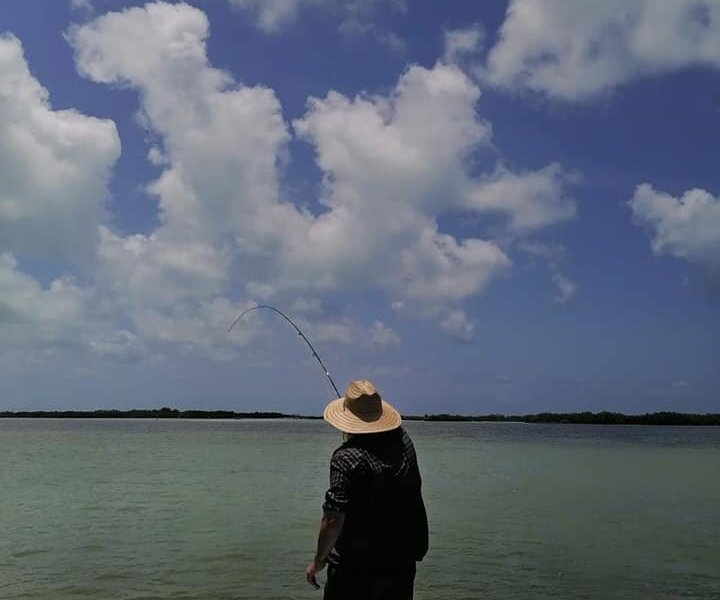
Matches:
[2,419,719,600]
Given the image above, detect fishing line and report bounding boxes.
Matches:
[228,304,341,399]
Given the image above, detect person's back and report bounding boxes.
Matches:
[328,427,428,569]
[305,380,428,600]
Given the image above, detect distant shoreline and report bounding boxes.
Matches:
[1,409,719,426]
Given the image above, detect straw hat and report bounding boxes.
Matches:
[323,380,402,434]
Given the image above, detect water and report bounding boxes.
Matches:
[1,419,718,599]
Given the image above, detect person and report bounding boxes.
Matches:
[306,380,429,600]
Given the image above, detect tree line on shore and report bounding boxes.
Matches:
[0,408,297,420]
[408,411,720,425]
[0,408,719,425]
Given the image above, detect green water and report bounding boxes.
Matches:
[1,419,718,599]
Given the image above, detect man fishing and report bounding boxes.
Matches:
[306,380,429,600]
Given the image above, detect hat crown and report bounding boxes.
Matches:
[324,378,401,434]
[344,380,381,420]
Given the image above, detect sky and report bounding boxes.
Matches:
[1,0,719,415]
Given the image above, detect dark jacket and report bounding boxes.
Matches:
[323,427,429,568]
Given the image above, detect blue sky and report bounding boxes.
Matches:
[1,0,719,414]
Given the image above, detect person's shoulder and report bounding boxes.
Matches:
[331,443,352,459]
[399,426,415,445]
[331,442,365,469]
[398,427,419,458]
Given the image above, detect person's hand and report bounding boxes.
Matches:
[305,559,326,589]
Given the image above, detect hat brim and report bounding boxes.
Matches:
[323,398,402,434]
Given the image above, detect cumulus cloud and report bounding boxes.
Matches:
[629,184,720,277]
[0,252,146,363]
[0,34,119,264]
[0,253,86,326]
[290,59,571,316]
[131,297,259,360]
[0,0,583,378]
[484,0,720,99]
[69,2,302,248]
[393,229,510,307]
[95,227,230,309]
[3,0,582,365]
[68,2,306,352]
[0,34,131,366]
[289,60,506,304]
[63,2,576,347]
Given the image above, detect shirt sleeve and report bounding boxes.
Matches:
[322,450,354,513]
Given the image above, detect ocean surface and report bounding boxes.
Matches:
[1,418,719,600]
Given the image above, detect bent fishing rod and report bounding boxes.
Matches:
[227,304,341,399]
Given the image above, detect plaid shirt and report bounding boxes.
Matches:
[323,427,428,567]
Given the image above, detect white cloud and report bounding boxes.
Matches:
[289,315,400,348]
[369,321,400,347]
[294,68,503,300]
[440,310,475,343]
[88,330,145,360]
[392,228,510,307]
[443,24,484,65]
[301,318,355,345]
[521,241,577,305]
[290,58,574,314]
[131,297,259,359]
[0,34,130,366]
[0,252,146,363]
[630,184,720,274]
[0,34,119,264]
[22,0,578,362]
[69,2,303,249]
[466,164,577,233]
[289,60,502,304]
[70,0,93,12]
[68,2,306,352]
[0,253,86,326]
[391,301,405,313]
[229,0,324,31]
[550,271,576,305]
[68,3,574,340]
[484,0,720,99]
[96,226,230,309]
[228,0,406,40]
[336,0,407,52]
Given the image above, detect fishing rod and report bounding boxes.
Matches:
[227,304,341,399]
